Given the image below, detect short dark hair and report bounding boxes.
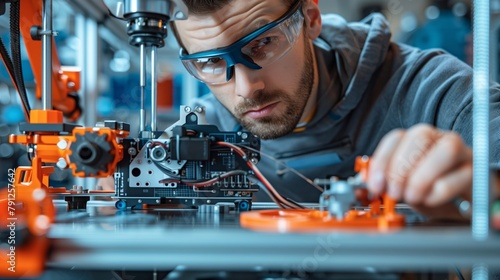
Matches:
[181,0,300,15]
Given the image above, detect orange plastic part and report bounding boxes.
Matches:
[5,126,127,276]
[66,127,129,177]
[20,0,81,121]
[30,109,63,124]
[241,156,405,232]
[10,123,129,177]
[13,159,56,236]
[6,116,128,275]
[354,155,370,181]
[240,195,405,233]
[0,228,50,278]
[0,159,54,278]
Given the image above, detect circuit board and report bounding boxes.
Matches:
[113,107,261,210]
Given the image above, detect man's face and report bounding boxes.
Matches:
[175,0,314,139]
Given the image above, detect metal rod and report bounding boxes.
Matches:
[472,0,491,241]
[151,45,157,132]
[472,263,489,280]
[139,43,146,132]
[41,0,53,110]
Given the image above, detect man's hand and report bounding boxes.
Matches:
[367,124,473,219]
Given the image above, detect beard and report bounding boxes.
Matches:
[233,38,314,140]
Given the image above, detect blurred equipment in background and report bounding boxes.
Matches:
[0,124,26,188]
[400,0,471,63]
[103,0,187,133]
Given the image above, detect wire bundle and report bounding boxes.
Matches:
[216,141,306,209]
[0,1,31,121]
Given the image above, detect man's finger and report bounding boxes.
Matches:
[404,132,470,205]
[424,162,473,207]
[385,124,441,200]
[368,129,405,195]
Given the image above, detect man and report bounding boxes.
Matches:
[172,0,500,219]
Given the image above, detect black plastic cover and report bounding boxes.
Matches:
[170,137,210,161]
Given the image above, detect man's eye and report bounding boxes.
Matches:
[249,37,273,51]
[195,57,225,74]
[253,37,272,47]
[245,36,278,59]
[197,57,222,65]
[195,58,225,72]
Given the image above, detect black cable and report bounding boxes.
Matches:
[454,266,465,280]
[0,39,16,83]
[247,175,287,209]
[235,143,323,192]
[247,175,305,209]
[10,0,31,114]
[0,37,30,121]
[284,197,306,209]
[153,161,181,179]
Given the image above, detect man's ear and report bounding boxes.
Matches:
[303,0,322,39]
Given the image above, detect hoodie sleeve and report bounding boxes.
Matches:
[393,47,500,165]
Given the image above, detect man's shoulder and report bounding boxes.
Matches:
[392,43,472,79]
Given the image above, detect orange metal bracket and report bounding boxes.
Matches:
[0,157,54,277]
[240,156,406,232]
[240,194,405,233]
[3,108,128,277]
[19,0,81,121]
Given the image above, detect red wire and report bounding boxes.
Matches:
[216,141,300,209]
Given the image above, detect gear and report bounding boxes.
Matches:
[69,132,114,176]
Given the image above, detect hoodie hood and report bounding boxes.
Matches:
[311,13,392,126]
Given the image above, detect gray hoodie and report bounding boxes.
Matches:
[192,13,500,202]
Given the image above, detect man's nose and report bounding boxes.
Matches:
[233,64,265,99]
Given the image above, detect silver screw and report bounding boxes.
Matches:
[57,140,67,150]
[32,188,46,202]
[128,147,137,156]
[56,158,67,169]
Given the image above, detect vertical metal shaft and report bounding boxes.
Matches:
[139,44,146,132]
[472,0,490,242]
[472,263,489,280]
[42,0,52,110]
[150,45,158,132]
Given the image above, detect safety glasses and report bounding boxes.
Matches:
[179,0,304,84]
